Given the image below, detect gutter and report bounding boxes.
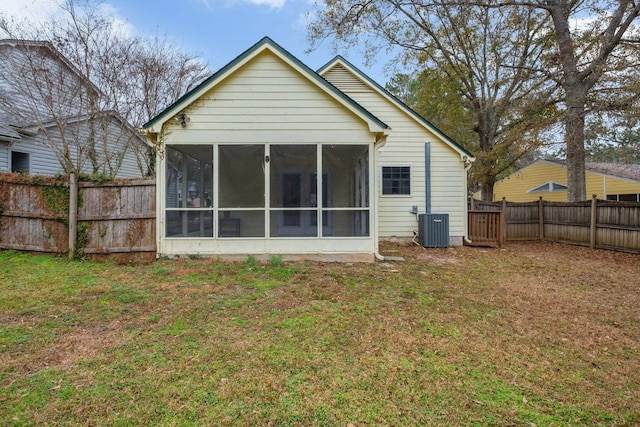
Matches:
[463,155,474,245]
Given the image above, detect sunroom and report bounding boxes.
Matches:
[146,38,389,260]
[162,142,374,258]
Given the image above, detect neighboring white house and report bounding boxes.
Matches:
[0,39,148,178]
[144,37,474,261]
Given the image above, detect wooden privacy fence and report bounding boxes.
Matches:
[0,173,155,259]
[469,196,640,254]
[467,210,504,247]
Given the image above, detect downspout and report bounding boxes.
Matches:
[148,131,163,258]
[425,143,431,214]
[463,156,474,245]
[374,133,388,261]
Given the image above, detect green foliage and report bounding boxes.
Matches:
[74,222,91,259]
[311,1,559,200]
[41,184,70,224]
[388,70,477,152]
[78,172,112,184]
[268,254,283,266]
[585,117,640,164]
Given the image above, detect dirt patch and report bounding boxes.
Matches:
[48,321,125,368]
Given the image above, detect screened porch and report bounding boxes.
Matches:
[163,143,371,245]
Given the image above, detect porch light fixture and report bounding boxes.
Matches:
[175,113,190,127]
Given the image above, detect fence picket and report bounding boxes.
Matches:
[468,197,640,253]
[0,174,155,259]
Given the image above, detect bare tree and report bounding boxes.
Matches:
[438,0,640,201]
[1,0,211,177]
[308,1,555,200]
[534,0,640,201]
[0,38,100,175]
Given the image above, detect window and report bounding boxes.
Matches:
[219,144,265,237]
[165,145,213,238]
[528,181,568,193]
[11,151,29,173]
[322,145,369,237]
[382,166,410,195]
[607,193,640,202]
[270,145,317,237]
[164,143,371,239]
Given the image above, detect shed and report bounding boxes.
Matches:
[144,37,474,261]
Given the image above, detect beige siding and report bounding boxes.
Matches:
[163,51,375,145]
[157,49,378,257]
[324,69,467,241]
[322,64,371,92]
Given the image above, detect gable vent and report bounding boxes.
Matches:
[323,64,372,93]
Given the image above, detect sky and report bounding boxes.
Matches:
[0,0,393,85]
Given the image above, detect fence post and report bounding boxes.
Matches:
[590,194,597,249]
[501,197,507,243]
[539,197,544,241]
[470,196,475,211]
[68,172,78,260]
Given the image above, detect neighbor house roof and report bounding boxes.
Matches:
[317,56,475,160]
[544,159,640,183]
[585,162,640,182]
[14,110,148,146]
[0,39,102,98]
[0,124,21,142]
[143,37,389,135]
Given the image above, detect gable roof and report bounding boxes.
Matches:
[317,56,474,159]
[143,37,389,134]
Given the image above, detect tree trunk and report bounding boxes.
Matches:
[481,181,495,202]
[565,91,587,202]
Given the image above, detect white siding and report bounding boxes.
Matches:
[322,65,468,242]
[323,64,371,92]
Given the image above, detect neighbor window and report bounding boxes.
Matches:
[11,151,29,173]
[607,193,640,202]
[382,166,410,195]
[528,181,568,193]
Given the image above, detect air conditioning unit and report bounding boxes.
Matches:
[418,213,449,247]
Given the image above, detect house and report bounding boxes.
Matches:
[485,159,640,202]
[0,39,148,178]
[144,37,474,261]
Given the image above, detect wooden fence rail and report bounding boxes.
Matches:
[0,174,155,259]
[469,196,640,254]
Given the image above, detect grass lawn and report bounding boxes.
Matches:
[1,241,639,426]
